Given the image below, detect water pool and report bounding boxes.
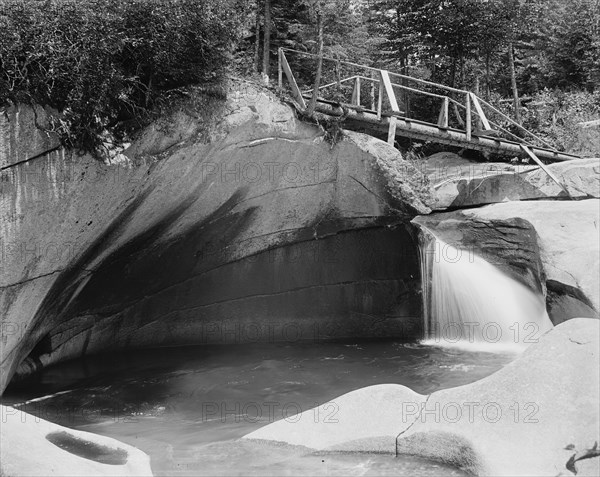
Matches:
[3,340,517,476]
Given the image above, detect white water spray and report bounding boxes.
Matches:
[419,229,553,352]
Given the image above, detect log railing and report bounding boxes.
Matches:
[277,48,558,150]
[276,47,579,178]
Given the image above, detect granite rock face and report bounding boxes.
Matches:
[0,85,428,394]
[413,200,600,323]
[244,318,600,477]
[0,104,60,168]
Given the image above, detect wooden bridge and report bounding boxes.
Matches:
[277,48,580,190]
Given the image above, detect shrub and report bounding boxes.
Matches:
[0,0,247,156]
[481,89,600,155]
[523,89,600,154]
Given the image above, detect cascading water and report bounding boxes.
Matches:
[418,228,553,351]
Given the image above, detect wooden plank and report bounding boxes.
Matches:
[470,93,492,130]
[437,97,449,128]
[465,92,472,141]
[380,70,400,145]
[351,76,361,106]
[520,145,571,196]
[380,70,400,112]
[280,50,306,109]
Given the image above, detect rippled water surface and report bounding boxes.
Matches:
[3,340,517,476]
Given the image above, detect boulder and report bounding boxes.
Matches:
[0,405,152,476]
[244,385,426,454]
[396,318,600,477]
[413,200,600,322]
[243,318,600,476]
[424,152,600,210]
[0,82,428,394]
[460,200,600,315]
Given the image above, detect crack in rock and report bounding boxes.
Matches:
[395,394,432,456]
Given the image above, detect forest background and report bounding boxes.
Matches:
[1,0,598,155]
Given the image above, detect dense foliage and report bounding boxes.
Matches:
[1,0,598,156]
[0,0,246,155]
[244,0,599,152]
[244,0,598,91]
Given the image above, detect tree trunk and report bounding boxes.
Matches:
[450,56,457,88]
[307,11,323,116]
[485,52,491,99]
[262,0,271,77]
[508,42,521,124]
[253,5,261,73]
[403,60,411,118]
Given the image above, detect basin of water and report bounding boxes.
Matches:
[3,340,517,476]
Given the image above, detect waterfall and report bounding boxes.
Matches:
[419,229,553,351]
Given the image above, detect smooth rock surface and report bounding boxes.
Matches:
[244,385,426,453]
[243,318,600,476]
[0,405,152,476]
[424,152,600,210]
[0,104,60,168]
[397,318,600,477]
[0,83,427,394]
[461,200,600,313]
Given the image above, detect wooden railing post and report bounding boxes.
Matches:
[380,70,400,145]
[278,48,283,90]
[437,97,449,128]
[350,76,360,106]
[279,49,306,109]
[371,71,376,110]
[377,79,383,120]
[470,93,491,131]
[351,76,361,106]
[465,92,472,141]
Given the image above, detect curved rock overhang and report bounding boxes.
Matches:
[0,90,427,394]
